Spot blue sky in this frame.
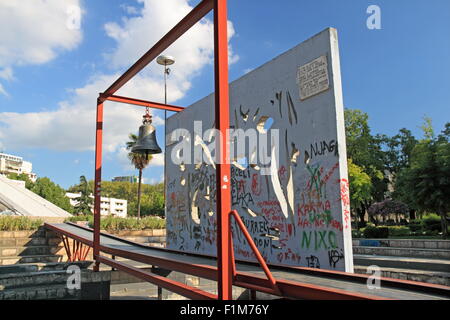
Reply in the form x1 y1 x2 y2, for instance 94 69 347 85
0 0 449 189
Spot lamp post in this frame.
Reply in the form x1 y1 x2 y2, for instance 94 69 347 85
157 55 175 106
157 55 175 208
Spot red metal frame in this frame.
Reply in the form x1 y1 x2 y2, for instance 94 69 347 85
45 223 393 300
229 210 281 296
60 235 91 262
97 255 217 300
105 95 185 113
92 0 234 299
46 222 450 300
213 0 232 300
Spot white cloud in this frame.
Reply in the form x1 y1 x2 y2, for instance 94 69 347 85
120 4 140 15
0 0 83 87
0 67 14 81
0 83 8 97
0 0 238 157
148 153 164 167
117 146 165 172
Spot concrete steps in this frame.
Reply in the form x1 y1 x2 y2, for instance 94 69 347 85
0 245 64 257
0 227 64 266
354 265 450 287
352 238 450 259
352 238 450 285
354 254 450 273
353 246 450 259
0 261 91 274
0 262 110 300
0 270 74 290
0 254 63 265
0 262 83 300
353 239 450 250
0 283 80 300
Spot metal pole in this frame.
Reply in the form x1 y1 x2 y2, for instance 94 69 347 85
214 0 232 300
93 98 104 272
164 64 167 209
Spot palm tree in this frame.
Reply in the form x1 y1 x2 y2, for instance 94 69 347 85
126 133 152 219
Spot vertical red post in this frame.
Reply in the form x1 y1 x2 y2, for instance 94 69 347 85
93 98 104 272
214 0 232 300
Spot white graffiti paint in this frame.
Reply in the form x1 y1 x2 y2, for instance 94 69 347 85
165 28 353 272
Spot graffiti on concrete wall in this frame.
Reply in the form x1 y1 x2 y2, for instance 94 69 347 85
165 28 353 272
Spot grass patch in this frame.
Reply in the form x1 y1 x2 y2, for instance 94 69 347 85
0 216 43 231
65 215 165 231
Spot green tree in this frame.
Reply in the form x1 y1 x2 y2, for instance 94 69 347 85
344 109 386 221
126 133 152 219
6 173 34 189
378 128 417 175
348 159 373 226
394 120 450 237
30 177 73 213
71 176 93 216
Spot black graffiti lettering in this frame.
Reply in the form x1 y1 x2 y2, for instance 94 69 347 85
309 140 338 159
306 255 321 268
328 249 344 268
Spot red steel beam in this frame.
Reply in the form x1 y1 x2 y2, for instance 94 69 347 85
95 243 385 300
97 255 217 300
45 223 450 300
100 0 214 101
43 223 392 300
105 95 185 113
230 210 281 295
93 99 103 271
214 0 232 301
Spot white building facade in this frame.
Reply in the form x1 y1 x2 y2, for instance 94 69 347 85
66 192 127 218
0 153 37 182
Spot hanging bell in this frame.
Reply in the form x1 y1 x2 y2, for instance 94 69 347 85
131 112 162 160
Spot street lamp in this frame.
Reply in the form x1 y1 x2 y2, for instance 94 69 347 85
157 54 175 201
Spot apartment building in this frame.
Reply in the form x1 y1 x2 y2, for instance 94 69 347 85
0 153 37 182
66 192 127 217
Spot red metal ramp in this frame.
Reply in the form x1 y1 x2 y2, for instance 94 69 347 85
45 222 450 300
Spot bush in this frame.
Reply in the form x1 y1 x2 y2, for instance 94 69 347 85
352 229 363 238
408 219 423 232
385 219 397 226
0 216 43 231
388 226 410 237
362 224 389 238
422 214 441 232
65 215 92 223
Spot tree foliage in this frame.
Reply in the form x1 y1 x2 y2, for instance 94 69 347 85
30 177 73 213
393 120 450 236
344 110 449 236
347 159 372 211
71 175 93 216
368 199 409 217
7 173 34 189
